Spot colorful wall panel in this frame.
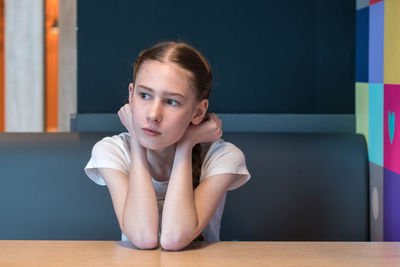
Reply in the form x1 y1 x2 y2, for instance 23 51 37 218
355 7 369 82
384 1 400 85
356 82 369 147
369 83 383 166
356 0 400 241
369 1 384 83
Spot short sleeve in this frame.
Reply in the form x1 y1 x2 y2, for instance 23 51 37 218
200 139 251 191
84 135 130 186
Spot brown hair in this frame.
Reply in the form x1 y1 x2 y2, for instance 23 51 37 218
133 41 213 190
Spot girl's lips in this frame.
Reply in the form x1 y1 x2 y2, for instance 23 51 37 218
142 128 161 136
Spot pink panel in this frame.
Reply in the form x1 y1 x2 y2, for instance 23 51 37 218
370 0 384 5
384 84 400 174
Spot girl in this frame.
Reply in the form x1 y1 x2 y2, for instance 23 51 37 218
84 41 251 251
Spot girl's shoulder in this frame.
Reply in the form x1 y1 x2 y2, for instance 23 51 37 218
199 138 251 190
94 132 131 150
91 132 131 162
85 132 131 186
200 138 245 166
201 138 244 157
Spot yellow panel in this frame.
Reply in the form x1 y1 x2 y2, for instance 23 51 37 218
356 82 369 148
384 0 400 84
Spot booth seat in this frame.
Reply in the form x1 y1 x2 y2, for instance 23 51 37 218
0 131 369 241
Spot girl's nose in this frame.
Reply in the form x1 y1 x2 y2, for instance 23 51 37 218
148 101 162 123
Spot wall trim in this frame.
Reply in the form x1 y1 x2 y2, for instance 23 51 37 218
71 113 355 133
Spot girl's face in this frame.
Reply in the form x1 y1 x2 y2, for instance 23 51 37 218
129 60 208 150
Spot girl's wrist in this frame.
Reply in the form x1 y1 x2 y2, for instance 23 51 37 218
177 139 195 153
130 135 146 155
129 142 150 172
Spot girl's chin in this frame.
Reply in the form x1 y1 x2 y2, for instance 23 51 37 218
138 138 176 151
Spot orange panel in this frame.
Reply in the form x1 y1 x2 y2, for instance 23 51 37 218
0 0 4 132
45 0 58 132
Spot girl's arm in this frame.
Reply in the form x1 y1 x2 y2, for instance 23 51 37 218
99 158 158 249
122 140 159 249
99 104 159 249
160 143 242 251
160 114 239 251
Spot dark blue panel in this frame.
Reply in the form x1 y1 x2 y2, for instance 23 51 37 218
315 0 356 113
355 7 369 82
77 0 355 114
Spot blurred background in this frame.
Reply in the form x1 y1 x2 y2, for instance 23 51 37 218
0 0 356 133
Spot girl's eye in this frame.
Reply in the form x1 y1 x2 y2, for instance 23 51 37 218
167 99 179 106
139 93 150 99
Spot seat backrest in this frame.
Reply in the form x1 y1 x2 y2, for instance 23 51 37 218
0 132 369 241
220 132 369 241
0 132 120 240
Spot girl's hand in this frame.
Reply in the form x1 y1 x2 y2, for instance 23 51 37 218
178 113 223 149
118 104 145 154
118 104 135 135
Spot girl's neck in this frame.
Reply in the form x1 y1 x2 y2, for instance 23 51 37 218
146 143 177 181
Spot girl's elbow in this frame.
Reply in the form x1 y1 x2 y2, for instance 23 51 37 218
122 220 158 249
123 227 159 249
160 233 190 251
135 238 159 250
128 232 159 249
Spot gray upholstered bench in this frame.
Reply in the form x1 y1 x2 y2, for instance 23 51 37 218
0 131 369 241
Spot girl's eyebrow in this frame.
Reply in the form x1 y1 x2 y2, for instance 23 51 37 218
138 85 185 99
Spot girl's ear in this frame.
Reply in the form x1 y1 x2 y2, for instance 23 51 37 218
128 83 134 104
191 99 209 125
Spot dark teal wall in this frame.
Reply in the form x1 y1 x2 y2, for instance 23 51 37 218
77 0 355 114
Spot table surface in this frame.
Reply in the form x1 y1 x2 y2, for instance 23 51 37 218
1 241 400 266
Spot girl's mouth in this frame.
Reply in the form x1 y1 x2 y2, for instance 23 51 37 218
142 128 161 136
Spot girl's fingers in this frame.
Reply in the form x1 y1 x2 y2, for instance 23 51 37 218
118 104 134 133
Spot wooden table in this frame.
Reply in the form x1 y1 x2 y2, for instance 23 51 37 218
1 241 400 266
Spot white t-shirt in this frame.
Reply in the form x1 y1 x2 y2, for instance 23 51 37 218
84 132 251 242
